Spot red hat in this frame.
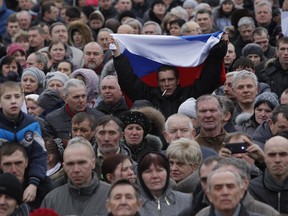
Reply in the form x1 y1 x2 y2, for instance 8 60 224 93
6 43 26 56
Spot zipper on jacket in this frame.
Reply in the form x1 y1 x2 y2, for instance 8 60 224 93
278 192 280 212
157 199 162 216
164 196 171 206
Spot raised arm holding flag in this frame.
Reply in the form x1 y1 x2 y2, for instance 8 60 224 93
110 33 228 118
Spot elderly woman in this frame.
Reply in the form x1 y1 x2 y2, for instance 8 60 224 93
25 94 44 117
101 154 136 184
46 71 69 97
137 152 192 216
21 67 45 95
166 138 202 193
120 111 162 162
70 68 100 108
235 92 279 136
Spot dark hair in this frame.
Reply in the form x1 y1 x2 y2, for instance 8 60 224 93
137 152 170 200
96 115 124 132
108 179 140 199
102 154 133 183
29 25 46 35
276 36 288 49
49 22 66 35
48 40 67 52
0 142 27 160
6 13 18 26
65 6 81 19
223 131 252 144
195 8 212 18
44 138 63 165
58 60 73 71
72 112 97 130
156 65 179 81
41 2 56 19
0 55 22 79
271 105 288 124
169 19 186 28
232 56 255 71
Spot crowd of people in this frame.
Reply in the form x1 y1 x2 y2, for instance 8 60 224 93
0 0 288 216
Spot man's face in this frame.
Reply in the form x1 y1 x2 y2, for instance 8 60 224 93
233 78 258 106
18 13 31 30
26 54 42 70
224 43 236 67
281 92 288 105
18 0 33 10
223 75 235 100
199 161 218 192
238 25 253 42
101 78 122 105
265 136 288 181
50 25 68 43
169 158 194 182
0 194 18 216
95 121 123 155
7 22 20 37
255 5 272 26
143 24 157 35
0 88 24 120
116 0 132 13
195 13 212 33
106 184 141 216
196 98 223 132
157 70 179 96
253 33 269 52
63 145 95 188
47 6 59 22
0 150 28 183
28 29 45 49
207 171 244 214
64 85 87 113
99 0 112 10
247 54 261 65
72 119 96 142
276 42 288 66
57 62 72 76
83 44 104 70
97 31 110 52
164 116 194 144
269 113 288 135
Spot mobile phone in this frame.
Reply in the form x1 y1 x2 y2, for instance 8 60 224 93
224 143 248 154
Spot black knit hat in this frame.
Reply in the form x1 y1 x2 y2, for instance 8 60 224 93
0 173 23 204
242 43 265 62
37 89 63 111
120 111 151 137
151 0 165 9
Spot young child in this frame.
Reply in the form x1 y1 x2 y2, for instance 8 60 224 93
0 81 47 203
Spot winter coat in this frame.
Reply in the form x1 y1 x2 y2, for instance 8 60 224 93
125 134 162 162
249 169 288 213
96 97 129 119
43 105 105 140
114 40 227 119
139 188 192 216
235 113 258 137
170 171 199 194
252 121 272 150
41 172 110 216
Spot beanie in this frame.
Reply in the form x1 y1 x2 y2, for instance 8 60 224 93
46 71 69 86
37 89 63 110
21 67 45 85
0 173 23 205
242 43 265 61
254 92 279 110
120 111 151 137
178 97 197 119
6 43 26 56
220 0 233 5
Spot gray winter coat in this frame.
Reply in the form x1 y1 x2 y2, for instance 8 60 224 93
41 172 110 216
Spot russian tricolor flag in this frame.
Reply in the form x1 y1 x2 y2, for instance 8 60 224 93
112 32 225 87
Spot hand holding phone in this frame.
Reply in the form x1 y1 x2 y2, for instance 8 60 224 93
224 142 248 154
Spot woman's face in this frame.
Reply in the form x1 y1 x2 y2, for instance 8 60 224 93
26 100 44 116
169 23 181 36
89 19 103 30
169 158 194 182
255 103 272 124
21 75 39 93
142 163 167 197
124 124 144 146
47 80 64 92
1 61 18 77
57 62 72 76
72 31 83 47
13 51 26 67
50 43 66 62
112 159 136 183
222 2 233 13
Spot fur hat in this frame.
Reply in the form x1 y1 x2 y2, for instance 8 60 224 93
46 71 69 86
6 43 26 56
254 92 279 110
0 173 23 205
178 97 197 119
242 43 265 61
21 67 45 85
120 111 151 137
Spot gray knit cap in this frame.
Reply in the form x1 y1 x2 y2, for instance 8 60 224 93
178 97 197 119
46 71 69 86
254 92 279 110
242 43 265 61
21 67 45 85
